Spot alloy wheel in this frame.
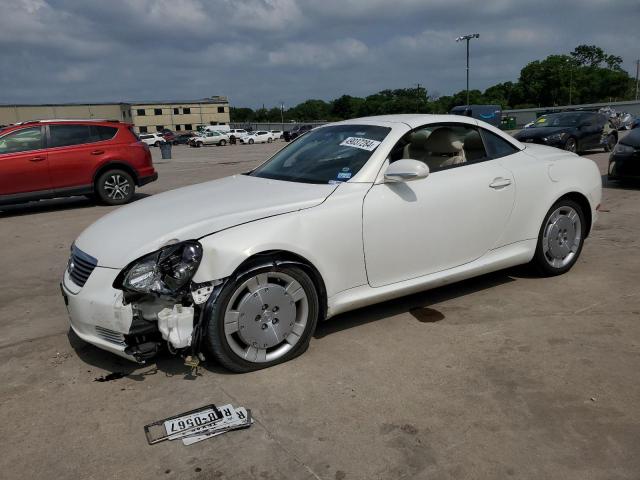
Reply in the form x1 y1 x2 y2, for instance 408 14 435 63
103 174 131 201
542 206 582 268
222 271 309 363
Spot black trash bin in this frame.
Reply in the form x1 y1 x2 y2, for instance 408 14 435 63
159 142 172 160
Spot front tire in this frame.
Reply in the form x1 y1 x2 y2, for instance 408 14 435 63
218 139 227 146
563 137 577 153
95 169 135 205
531 198 586 276
248 139 254 144
154 141 161 147
205 265 319 372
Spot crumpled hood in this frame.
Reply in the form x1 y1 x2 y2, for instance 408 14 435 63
75 174 337 268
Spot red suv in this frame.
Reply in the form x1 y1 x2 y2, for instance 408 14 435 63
0 120 157 206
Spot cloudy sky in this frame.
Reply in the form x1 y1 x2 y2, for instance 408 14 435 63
1 0 638 108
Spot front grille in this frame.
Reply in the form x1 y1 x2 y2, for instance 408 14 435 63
68 245 98 287
95 326 127 346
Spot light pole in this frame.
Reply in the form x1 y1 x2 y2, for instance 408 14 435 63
456 33 479 106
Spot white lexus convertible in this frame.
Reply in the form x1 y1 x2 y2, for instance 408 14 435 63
61 115 602 372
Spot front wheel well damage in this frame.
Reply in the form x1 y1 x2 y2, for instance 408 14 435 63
556 192 592 237
232 250 328 322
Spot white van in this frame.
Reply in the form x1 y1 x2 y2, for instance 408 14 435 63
203 124 230 133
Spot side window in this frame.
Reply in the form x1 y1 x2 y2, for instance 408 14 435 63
93 126 118 140
479 129 519 159
49 125 95 148
0 127 43 154
389 123 488 172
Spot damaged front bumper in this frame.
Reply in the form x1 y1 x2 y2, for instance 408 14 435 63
61 267 137 361
61 264 223 363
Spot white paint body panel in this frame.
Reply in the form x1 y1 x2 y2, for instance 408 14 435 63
65 114 602 356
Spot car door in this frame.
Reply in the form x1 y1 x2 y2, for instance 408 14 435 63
47 124 109 191
0 126 51 196
362 122 516 287
579 114 602 149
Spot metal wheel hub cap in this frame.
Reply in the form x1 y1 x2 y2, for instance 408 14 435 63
543 206 582 268
236 285 296 349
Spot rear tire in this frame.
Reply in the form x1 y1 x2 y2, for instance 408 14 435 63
95 169 135 206
531 198 586 276
205 265 319 373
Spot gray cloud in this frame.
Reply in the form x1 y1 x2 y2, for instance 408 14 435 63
0 0 638 108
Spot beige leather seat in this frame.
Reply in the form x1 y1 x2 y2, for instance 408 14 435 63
402 131 430 163
423 127 466 169
462 130 486 162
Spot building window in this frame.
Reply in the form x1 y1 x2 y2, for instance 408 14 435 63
217 106 225 113
156 125 164 132
136 109 146 116
176 125 182 131
139 126 148 133
183 107 191 114
184 124 192 131
154 108 162 115
173 108 179 115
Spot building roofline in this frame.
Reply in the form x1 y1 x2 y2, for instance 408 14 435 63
0 97 228 108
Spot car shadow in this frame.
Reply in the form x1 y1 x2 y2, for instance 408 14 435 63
314 268 524 339
601 174 640 191
0 193 151 218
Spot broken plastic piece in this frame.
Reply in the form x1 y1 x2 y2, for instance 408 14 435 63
157 304 194 349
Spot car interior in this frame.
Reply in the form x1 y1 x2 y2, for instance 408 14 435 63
389 125 489 171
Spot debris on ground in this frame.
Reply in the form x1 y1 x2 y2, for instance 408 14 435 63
144 403 253 446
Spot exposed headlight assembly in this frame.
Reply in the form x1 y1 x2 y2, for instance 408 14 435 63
614 143 634 154
116 241 203 295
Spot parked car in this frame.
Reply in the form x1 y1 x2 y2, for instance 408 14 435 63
139 133 166 147
239 131 274 144
608 127 640 182
160 129 176 143
0 119 157 206
172 133 194 145
270 130 284 139
514 112 616 153
228 129 249 143
61 114 601 372
188 130 230 147
283 124 312 142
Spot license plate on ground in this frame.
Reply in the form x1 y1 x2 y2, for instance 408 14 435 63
144 404 223 444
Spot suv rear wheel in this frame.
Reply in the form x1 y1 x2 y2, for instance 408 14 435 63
96 169 135 205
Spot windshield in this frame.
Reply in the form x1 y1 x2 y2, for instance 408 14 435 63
250 124 390 184
532 113 587 128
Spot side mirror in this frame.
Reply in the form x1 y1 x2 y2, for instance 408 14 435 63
384 159 429 183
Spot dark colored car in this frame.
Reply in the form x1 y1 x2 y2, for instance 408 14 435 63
514 112 616 153
283 124 312 142
160 129 176 143
608 128 640 182
0 120 157 207
172 132 194 145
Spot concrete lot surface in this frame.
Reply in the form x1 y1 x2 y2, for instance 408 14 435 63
1 141 639 480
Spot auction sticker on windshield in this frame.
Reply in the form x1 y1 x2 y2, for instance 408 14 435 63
339 136 382 151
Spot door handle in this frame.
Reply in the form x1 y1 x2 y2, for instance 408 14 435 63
91 150 105 155
489 177 512 189
29 156 46 162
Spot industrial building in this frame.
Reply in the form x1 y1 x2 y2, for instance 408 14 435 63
0 96 230 133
